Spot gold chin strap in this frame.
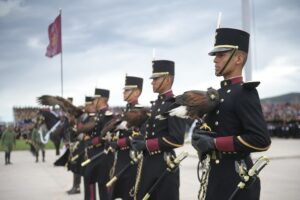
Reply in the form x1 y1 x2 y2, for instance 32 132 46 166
217 47 238 76
125 89 134 102
156 75 167 92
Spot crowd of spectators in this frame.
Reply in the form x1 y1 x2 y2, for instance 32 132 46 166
4 104 300 140
261 103 300 138
13 107 40 139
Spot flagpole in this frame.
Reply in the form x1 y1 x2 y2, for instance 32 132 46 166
60 8 64 97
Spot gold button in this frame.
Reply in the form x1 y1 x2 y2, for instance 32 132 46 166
224 82 227 86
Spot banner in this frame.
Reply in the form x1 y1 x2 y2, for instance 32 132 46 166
45 14 61 57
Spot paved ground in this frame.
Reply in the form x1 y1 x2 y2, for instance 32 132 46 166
0 138 299 200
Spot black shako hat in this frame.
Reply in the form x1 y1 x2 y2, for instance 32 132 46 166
150 60 175 79
85 96 94 104
209 28 250 56
124 75 143 90
94 88 110 98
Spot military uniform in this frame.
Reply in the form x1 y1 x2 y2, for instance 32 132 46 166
83 89 114 200
31 126 46 162
66 96 95 195
193 28 271 200
111 76 144 200
1 127 16 165
134 60 186 200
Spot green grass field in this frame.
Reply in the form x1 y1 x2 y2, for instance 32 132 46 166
0 139 58 151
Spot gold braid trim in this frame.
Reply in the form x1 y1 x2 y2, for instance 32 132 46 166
162 137 183 148
237 136 270 151
109 151 118 179
131 156 143 199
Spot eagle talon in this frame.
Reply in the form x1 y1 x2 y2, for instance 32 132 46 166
199 123 212 132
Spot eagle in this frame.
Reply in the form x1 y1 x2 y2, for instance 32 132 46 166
101 108 150 135
169 87 219 119
37 95 83 118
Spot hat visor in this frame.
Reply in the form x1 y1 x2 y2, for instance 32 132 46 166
150 74 162 79
150 73 169 79
123 86 138 90
208 47 233 56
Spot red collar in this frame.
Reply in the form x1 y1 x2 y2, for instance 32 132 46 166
221 76 243 87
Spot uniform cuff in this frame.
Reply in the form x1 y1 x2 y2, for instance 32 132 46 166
117 138 128 148
92 137 100 146
146 138 160 152
215 136 234 152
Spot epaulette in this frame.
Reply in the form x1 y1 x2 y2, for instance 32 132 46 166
105 110 113 116
242 81 260 90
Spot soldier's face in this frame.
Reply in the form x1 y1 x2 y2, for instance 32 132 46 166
123 89 133 101
151 75 170 93
214 50 245 78
213 51 236 77
123 89 140 102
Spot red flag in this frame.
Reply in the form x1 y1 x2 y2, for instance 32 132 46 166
46 14 61 58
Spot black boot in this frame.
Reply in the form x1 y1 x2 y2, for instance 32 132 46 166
42 150 45 162
5 152 8 165
7 152 12 164
67 187 80 194
67 173 81 194
35 151 39 163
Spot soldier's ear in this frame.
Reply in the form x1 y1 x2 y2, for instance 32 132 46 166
235 51 247 66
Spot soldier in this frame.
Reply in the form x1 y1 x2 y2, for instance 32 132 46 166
110 75 143 200
83 88 114 200
1 124 16 165
130 60 186 200
191 28 272 199
66 96 95 195
31 118 46 162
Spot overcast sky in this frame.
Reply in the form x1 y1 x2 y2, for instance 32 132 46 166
0 0 299 122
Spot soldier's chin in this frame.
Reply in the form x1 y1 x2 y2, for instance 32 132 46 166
152 87 157 93
215 70 222 77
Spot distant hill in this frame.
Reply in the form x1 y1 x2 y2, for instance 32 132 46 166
261 92 300 104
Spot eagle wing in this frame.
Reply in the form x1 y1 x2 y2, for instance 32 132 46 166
175 88 219 119
37 95 83 117
101 115 123 135
124 108 150 128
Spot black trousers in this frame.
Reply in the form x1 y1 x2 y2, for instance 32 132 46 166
205 156 260 200
136 152 180 200
5 151 11 163
111 150 137 200
83 148 113 200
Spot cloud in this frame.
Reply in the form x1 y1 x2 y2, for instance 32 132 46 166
254 56 300 98
0 0 23 17
0 0 299 122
